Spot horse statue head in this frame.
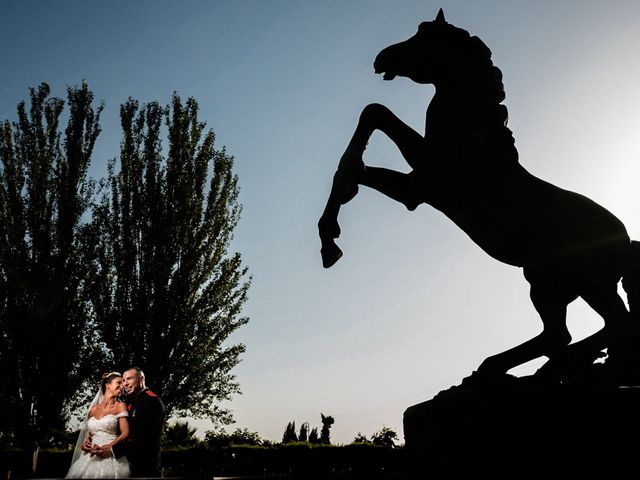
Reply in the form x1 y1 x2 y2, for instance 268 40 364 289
375 10 501 95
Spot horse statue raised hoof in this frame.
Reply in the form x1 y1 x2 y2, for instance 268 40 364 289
318 8 640 383
318 148 366 268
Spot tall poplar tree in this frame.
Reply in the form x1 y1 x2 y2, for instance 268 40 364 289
0 82 102 447
90 94 250 424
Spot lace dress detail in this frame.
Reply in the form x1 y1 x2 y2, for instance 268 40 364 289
66 412 130 479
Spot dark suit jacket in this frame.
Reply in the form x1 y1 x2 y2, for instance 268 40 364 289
113 388 165 476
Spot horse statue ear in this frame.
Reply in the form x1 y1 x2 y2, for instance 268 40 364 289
434 8 446 24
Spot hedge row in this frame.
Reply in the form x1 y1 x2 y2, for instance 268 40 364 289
1 443 407 478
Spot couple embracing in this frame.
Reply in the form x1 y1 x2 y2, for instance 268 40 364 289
66 367 166 478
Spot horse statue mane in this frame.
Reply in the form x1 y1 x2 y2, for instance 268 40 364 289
318 9 640 386
399 12 518 168
426 18 508 105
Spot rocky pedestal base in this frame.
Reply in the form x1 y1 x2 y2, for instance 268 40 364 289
404 384 640 478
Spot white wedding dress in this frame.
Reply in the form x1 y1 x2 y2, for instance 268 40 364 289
66 412 130 479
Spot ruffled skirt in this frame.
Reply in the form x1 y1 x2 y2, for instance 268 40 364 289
66 452 130 479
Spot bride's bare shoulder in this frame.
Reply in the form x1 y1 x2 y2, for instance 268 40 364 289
116 401 127 413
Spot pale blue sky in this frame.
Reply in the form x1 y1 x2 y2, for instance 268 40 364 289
3 1 640 444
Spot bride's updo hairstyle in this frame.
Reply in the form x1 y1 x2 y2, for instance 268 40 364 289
100 371 122 394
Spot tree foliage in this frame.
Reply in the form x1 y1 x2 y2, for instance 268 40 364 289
352 427 399 448
308 427 319 444
298 422 309 443
371 426 398 448
282 421 298 444
88 94 250 424
205 427 265 448
352 432 369 444
320 414 334 445
0 82 103 447
283 415 334 445
162 420 199 448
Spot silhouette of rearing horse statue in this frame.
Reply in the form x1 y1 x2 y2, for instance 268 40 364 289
318 10 640 383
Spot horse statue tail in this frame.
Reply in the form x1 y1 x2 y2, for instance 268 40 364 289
622 241 640 320
607 240 640 383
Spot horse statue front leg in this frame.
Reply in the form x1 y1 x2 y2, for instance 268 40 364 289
319 103 426 268
318 145 366 268
318 104 373 269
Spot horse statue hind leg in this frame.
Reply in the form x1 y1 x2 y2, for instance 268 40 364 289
476 251 639 385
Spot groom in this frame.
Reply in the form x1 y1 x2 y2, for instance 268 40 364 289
93 367 166 477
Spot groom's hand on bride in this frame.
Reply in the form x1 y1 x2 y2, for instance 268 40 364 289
81 435 93 453
92 445 113 458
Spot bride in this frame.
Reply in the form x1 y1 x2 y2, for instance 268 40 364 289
66 372 130 479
